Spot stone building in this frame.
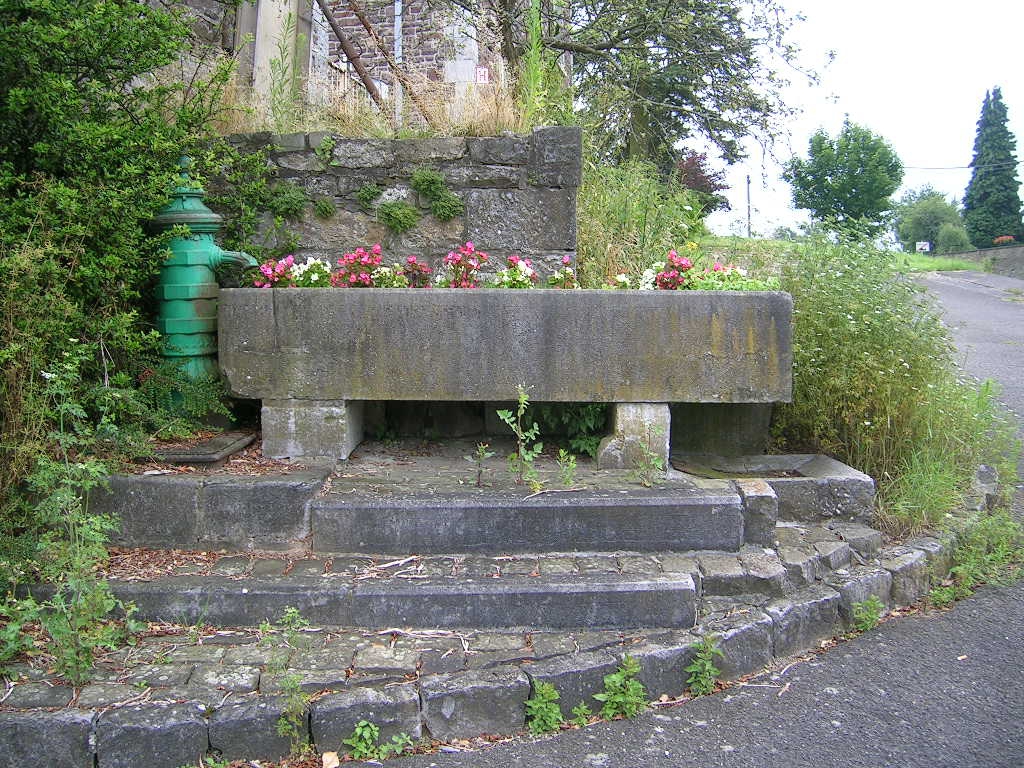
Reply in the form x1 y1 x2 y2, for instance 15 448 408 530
180 0 499 124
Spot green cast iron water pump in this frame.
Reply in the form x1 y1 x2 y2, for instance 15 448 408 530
152 158 257 380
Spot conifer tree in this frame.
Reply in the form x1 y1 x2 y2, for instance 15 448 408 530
963 87 1024 248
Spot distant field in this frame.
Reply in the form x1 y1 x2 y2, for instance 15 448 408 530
700 235 981 274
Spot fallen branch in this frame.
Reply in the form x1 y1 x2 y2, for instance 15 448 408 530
313 0 392 123
345 0 441 130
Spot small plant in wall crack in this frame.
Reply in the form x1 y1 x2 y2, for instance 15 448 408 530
497 385 544 491
525 681 565 734
377 200 420 233
464 442 496 487
850 594 885 633
570 702 594 727
557 448 577 486
685 635 724 696
630 421 666 487
593 655 647 719
275 672 312 756
341 720 414 760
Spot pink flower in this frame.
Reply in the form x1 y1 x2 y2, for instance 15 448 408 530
562 255 572 265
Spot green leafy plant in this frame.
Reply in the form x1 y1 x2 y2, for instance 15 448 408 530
497 385 544 490
410 167 464 221
685 635 724 696
851 595 885 633
315 135 337 166
377 200 420 233
771 235 1019 534
266 11 305 133
342 720 413 760
355 182 383 211
593 655 647 719
630 422 666 487
410 167 447 200
464 442 496 487
570 702 593 727
532 403 608 458
430 190 465 221
931 510 1023 607
525 681 565 734
517 0 573 130
557 449 577 487
266 181 307 220
275 672 312 756
314 198 335 219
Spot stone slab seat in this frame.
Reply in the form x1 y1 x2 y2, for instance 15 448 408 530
103 571 698 631
218 288 793 464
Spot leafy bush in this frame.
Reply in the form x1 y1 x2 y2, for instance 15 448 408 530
935 222 973 254
377 200 420 233
355 182 383 210
525 682 564 734
770 233 1018 533
410 167 448 200
576 160 705 287
0 0 232 679
431 190 465 221
592 655 647 719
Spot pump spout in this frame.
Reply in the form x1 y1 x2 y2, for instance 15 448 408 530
213 249 258 270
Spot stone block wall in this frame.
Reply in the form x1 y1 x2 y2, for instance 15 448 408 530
946 244 1024 280
226 126 581 273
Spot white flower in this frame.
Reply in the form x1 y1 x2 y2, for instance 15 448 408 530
639 268 657 291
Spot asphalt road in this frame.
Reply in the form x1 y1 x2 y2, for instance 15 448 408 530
406 269 1024 768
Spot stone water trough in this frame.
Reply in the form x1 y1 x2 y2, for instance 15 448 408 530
219 288 793 464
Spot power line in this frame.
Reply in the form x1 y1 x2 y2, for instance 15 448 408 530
904 159 1024 170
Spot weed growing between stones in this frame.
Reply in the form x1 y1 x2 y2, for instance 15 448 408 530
685 635 724 696
314 198 335 219
275 672 313 757
930 510 1023 607
526 681 565 734
377 200 421 234
497 386 544 491
593 655 647 719
355 182 383 211
630 422 666 487
341 720 414 760
557 449 578 487
464 442 496 487
570 703 594 727
851 595 886 633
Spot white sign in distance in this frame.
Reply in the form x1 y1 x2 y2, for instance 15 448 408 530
915 241 931 253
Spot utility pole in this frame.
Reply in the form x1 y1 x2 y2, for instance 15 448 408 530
746 174 752 238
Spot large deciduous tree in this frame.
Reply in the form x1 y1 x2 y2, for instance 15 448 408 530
963 87 1024 248
443 0 806 167
893 186 964 253
782 119 903 232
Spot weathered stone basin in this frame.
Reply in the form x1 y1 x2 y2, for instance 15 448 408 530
219 288 793 462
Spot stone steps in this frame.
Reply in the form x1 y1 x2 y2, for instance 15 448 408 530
94 518 887 631
309 486 747 554
104 566 698 630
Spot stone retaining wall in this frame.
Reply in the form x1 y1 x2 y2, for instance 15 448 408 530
224 127 581 274
939 244 1024 279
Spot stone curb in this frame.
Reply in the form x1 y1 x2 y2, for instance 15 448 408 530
0 534 959 768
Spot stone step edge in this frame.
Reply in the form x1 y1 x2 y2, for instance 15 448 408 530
92 470 781 554
0 532 957 767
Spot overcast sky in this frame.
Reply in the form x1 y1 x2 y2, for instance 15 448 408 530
705 0 1024 237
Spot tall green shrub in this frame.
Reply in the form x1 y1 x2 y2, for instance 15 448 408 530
0 0 230 652
576 160 705 287
771 233 1016 532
